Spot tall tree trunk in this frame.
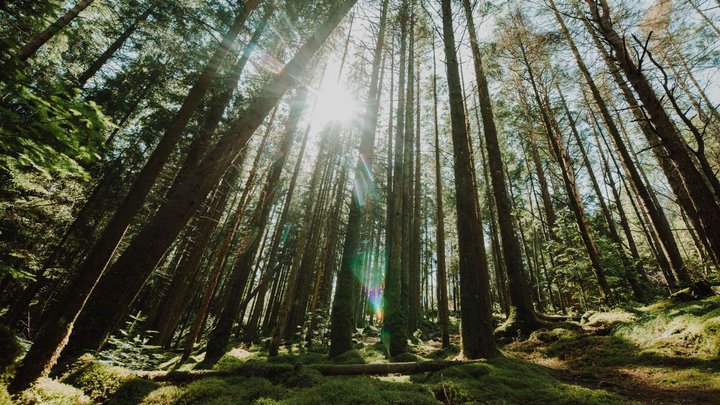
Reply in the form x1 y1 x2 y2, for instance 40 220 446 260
384 0 409 358
441 0 496 359
464 0 539 335
410 56 422 333
400 6 415 337
329 0 388 357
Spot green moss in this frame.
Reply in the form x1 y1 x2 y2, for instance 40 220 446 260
60 355 157 403
614 296 720 359
137 386 184 405
331 350 366 365
279 376 437 405
281 366 323 388
178 376 285 404
582 308 637 330
546 334 636 367
426 344 460 360
390 352 423 363
0 385 10 405
425 357 622 404
17 377 92 405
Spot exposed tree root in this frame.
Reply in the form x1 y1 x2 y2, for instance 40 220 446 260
536 313 582 323
494 313 581 343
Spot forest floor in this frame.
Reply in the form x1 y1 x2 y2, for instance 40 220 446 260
4 296 719 404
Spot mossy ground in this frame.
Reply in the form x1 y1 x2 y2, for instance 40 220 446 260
12 297 719 404
507 296 720 404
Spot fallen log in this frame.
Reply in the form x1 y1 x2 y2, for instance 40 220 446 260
136 360 481 382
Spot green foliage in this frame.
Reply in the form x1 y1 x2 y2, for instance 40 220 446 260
0 324 22 376
98 312 170 370
16 378 92 405
0 74 108 179
0 69 109 282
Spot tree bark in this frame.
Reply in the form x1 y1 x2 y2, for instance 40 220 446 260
384 0 409 358
431 36 450 348
465 0 539 335
329 0 389 357
441 0 496 359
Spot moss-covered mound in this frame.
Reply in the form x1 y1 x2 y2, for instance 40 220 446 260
614 296 720 359
507 296 720 404
59 354 158 404
0 385 12 405
16 378 92 405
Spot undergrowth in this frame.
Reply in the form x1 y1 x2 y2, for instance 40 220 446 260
13 297 719 404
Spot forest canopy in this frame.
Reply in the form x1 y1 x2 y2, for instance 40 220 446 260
0 0 719 403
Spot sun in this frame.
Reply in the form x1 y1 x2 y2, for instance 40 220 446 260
308 80 360 128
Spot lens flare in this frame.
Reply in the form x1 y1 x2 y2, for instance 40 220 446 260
350 248 385 320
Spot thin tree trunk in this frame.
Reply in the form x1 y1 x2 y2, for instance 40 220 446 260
16 0 95 61
580 10 718 271
431 37 449 348
329 0 388 357
555 82 644 300
77 3 156 87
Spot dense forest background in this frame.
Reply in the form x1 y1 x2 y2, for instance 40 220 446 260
0 0 719 403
